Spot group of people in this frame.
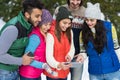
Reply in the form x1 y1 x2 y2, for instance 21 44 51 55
0 0 120 80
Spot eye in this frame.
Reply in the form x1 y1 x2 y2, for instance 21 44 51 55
35 15 40 18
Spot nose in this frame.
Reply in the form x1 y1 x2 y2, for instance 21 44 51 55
66 24 70 29
73 1 78 5
47 25 51 30
87 21 92 26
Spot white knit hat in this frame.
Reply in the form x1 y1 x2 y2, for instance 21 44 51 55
85 2 101 20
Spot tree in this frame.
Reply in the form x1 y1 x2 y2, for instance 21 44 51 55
0 0 22 21
0 0 65 21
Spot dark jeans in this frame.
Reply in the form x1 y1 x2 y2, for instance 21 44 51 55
46 76 67 80
20 75 41 80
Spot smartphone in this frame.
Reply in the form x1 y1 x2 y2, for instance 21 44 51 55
64 62 70 65
27 52 34 57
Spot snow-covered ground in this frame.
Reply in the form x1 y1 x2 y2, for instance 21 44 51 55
41 58 89 80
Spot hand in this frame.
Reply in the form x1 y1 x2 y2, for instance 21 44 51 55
22 54 34 65
75 54 84 63
65 55 71 62
58 62 71 70
43 63 58 77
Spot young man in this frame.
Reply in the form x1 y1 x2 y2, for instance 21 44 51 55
0 0 44 80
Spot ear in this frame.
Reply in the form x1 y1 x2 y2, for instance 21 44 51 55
87 2 93 7
24 12 30 19
95 3 100 8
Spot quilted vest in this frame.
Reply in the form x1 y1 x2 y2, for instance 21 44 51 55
19 27 46 78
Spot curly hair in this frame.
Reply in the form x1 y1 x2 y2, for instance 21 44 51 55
22 0 44 14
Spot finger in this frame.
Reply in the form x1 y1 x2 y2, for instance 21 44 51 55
30 57 34 59
65 56 70 62
74 54 79 58
76 58 82 62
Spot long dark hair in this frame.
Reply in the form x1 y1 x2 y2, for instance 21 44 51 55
67 0 83 6
82 20 107 53
55 20 71 43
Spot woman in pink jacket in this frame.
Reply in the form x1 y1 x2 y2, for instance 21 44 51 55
19 9 56 80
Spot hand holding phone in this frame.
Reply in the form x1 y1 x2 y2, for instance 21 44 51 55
27 52 34 57
64 62 82 68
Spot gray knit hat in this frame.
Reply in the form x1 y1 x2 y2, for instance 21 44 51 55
56 6 73 22
39 9 53 26
85 2 101 20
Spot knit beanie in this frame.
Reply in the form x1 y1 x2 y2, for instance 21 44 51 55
56 6 73 22
85 2 101 20
39 9 53 26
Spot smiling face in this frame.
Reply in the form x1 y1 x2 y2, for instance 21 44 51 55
85 18 97 28
59 18 72 31
40 22 51 34
25 8 42 27
69 0 81 10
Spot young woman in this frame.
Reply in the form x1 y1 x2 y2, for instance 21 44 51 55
79 2 120 80
44 7 75 80
19 9 55 80
54 0 86 79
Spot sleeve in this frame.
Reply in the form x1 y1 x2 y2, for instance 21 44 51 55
30 60 44 69
0 25 23 65
79 31 87 59
79 31 86 53
46 33 60 69
111 25 120 61
25 34 44 68
67 30 75 60
111 25 120 49
25 34 40 53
